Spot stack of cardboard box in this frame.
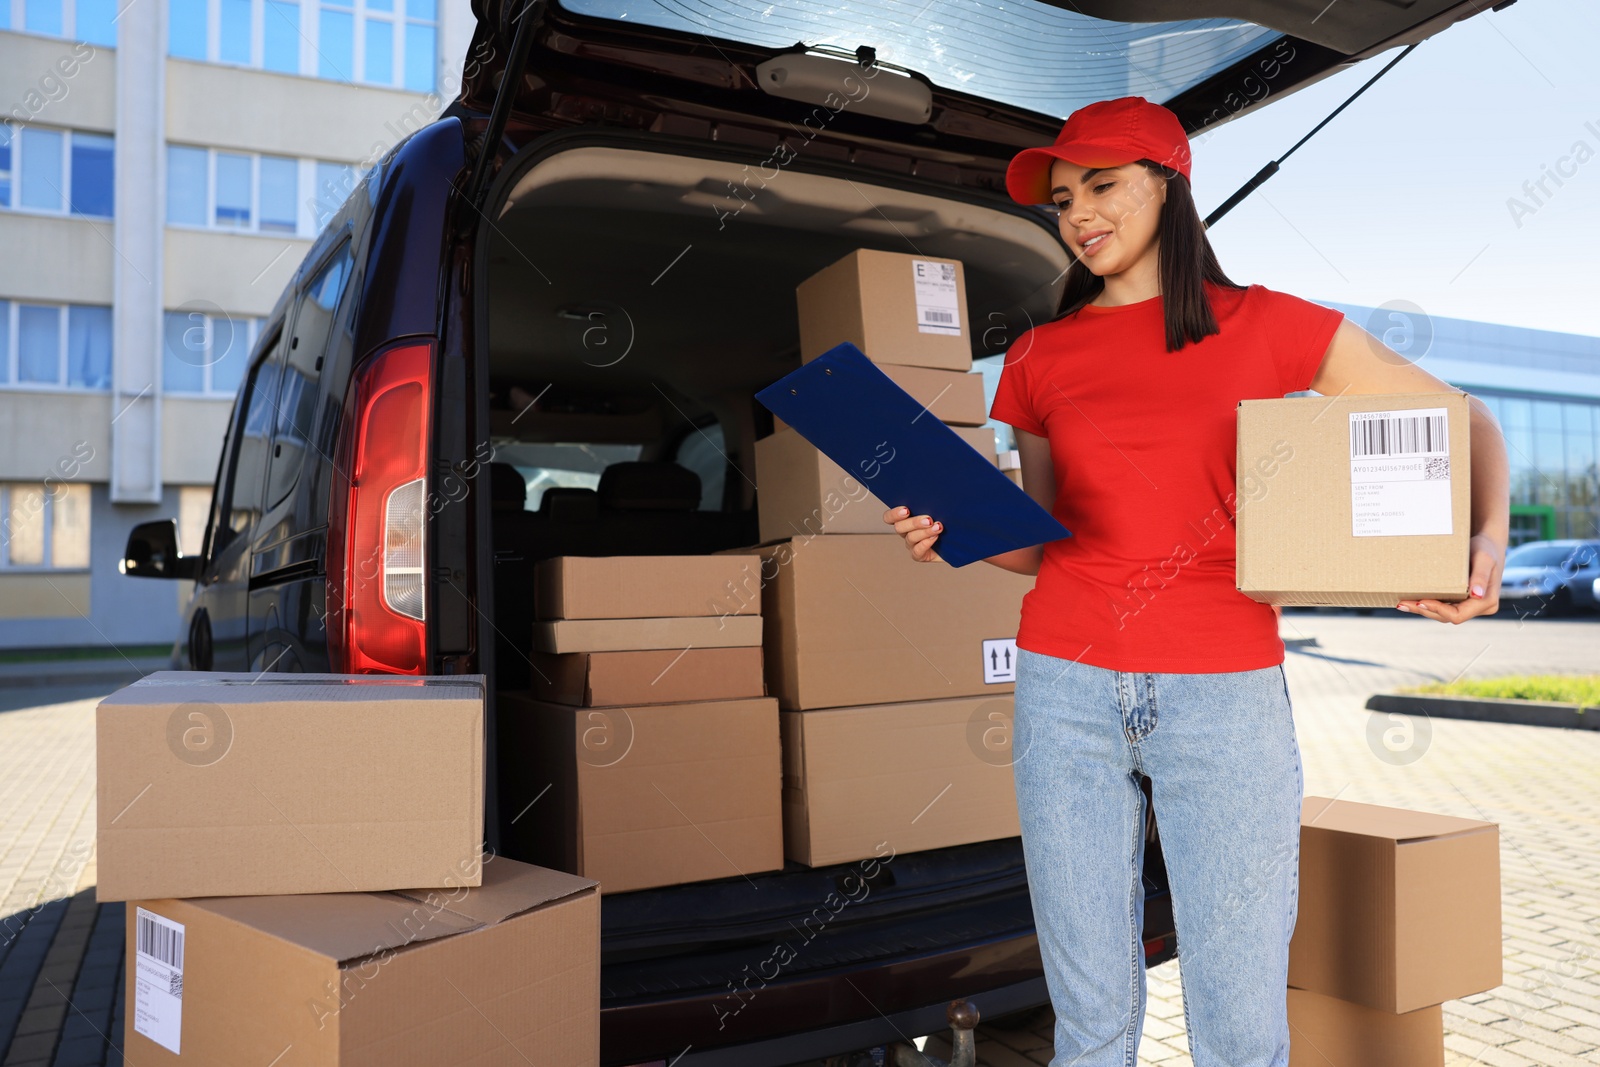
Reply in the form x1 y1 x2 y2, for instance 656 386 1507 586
736 249 1037 869
1288 796 1503 1066
499 554 785 894
95 672 599 1065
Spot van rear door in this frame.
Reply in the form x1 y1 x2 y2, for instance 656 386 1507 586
454 0 1498 192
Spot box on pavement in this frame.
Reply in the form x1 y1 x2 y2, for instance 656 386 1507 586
96 672 484 902
122 856 597 1066
775 364 988 431
781 696 1020 866
497 692 783 893
1291 796 1501 1013
755 425 995 541
796 249 972 370
753 534 1032 710
535 554 755 619
529 646 766 706
1286 987 1442 1067
1236 393 1472 606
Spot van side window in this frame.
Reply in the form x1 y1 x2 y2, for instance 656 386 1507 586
211 330 286 554
266 244 354 509
674 421 727 510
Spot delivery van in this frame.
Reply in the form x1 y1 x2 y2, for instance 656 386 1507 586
121 0 1497 1060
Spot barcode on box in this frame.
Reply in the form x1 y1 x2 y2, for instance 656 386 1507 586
137 912 184 970
1349 412 1447 457
922 309 954 323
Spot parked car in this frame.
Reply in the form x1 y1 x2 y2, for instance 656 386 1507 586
1498 540 1600 616
122 0 1499 1060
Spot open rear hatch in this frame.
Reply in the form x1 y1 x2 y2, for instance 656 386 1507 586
451 1 1500 1061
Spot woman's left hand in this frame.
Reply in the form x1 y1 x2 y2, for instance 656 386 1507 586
1396 534 1504 623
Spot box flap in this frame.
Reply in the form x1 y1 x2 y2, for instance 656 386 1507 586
189 857 595 965
1303 796 1495 842
391 855 596 925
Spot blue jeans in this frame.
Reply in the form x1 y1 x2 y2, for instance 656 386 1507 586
1011 647 1304 1067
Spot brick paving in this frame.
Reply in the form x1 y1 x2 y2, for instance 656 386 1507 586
927 613 1600 1067
0 614 1596 1065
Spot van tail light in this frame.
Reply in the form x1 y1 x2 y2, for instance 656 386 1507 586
326 341 432 674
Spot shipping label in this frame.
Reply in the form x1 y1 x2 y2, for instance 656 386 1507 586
1348 408 1452 537
911 260 962 336
134 908 185 1054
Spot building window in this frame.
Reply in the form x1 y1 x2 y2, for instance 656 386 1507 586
166 0 436 91
0 124 114 218
0 482 90 570
0 299 112 390
162 310 263 395
0 0 116 45
1478 390 1600 540
166 144 363 237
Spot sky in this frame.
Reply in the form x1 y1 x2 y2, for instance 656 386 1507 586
1186 0 1600 338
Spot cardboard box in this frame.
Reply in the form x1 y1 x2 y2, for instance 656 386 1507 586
1287 987 1443 1067
533 613 762 654
796 249 972 370
498 692 783 893
1236 393 1472 606
756 534 1033 710
96 673 484 902
529 646 766 706
997 449 1023 489
776 364 987 431
122 857 597 1065
1291 796 1501 1013
755 425 995 542
781 696 1020 866
535 554 756 619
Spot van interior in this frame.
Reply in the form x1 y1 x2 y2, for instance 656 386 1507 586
479 144 1071 690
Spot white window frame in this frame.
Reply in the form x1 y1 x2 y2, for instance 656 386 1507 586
2 0 101 42
0 300 113 393
162 312 265 396
0 122 114 219
174 0 436 90
0 482 91 571
168 146 366 238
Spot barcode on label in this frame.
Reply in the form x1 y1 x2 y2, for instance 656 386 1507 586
922 309 954 323
137 913 184 970
168 972 184 998
1349 413 1447 457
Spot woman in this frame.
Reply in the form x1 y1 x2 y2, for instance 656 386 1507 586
884 95 1509 1067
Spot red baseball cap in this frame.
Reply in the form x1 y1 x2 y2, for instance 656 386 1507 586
1005 96 1193 205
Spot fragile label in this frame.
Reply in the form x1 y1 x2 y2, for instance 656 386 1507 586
134 908 185 1054
1348 408 1452 537
982 638 1016 683
911 259 962 336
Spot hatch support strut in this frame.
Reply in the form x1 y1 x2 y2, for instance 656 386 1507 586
1203 41 1419 228
460 0 543 214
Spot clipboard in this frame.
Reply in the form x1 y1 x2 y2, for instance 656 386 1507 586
754 342 1071 567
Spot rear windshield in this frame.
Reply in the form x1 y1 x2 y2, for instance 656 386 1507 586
561 0 1279 118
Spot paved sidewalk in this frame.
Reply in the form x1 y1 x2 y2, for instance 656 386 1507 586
1 616 1597 1065
930 613 1600 1067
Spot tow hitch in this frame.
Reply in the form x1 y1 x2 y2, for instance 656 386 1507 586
889 999 980 1067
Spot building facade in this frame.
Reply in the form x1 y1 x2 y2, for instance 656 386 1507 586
1323 301 1600 546
0 0 475 652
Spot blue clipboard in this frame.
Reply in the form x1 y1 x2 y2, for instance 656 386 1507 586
754 342 1071 567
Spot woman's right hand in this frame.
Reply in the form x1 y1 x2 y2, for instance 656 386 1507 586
884 505 943 563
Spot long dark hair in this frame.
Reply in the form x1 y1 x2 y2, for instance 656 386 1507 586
1053 159 1245 352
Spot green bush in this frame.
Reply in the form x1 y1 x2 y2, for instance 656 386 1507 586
1405 674 1600 706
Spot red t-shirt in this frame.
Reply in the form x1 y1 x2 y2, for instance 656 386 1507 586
988 281 1345 673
